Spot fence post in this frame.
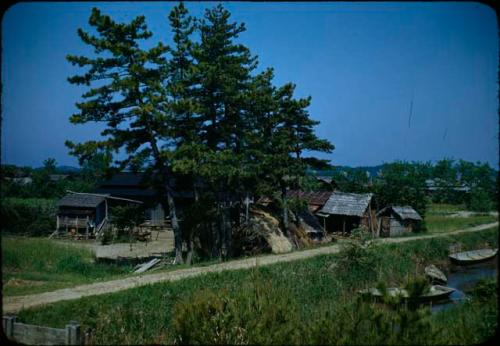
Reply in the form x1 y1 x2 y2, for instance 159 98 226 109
84 328 93 345
3 315 16 338
66 321 81 345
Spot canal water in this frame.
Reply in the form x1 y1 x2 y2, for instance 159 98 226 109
430 259 498 313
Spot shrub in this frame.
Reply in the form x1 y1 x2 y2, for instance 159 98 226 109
1 198 56 236
467 188 493 212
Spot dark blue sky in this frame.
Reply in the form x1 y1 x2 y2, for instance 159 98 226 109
2 2 498 168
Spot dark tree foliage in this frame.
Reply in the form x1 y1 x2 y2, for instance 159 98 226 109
373 161 428 220
64 7 191 263
65 3 333 262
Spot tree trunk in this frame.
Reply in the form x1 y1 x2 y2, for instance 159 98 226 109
245 193 250 224
281 183 289 232
185 184 199 265
166 191 183 264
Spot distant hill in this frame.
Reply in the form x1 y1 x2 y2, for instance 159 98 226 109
56 165 81 173
309 164 385 177
32 165 81 173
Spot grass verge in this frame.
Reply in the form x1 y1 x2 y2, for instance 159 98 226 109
16 227 498 345
2 236 132 296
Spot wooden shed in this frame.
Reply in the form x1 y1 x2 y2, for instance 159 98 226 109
55 192 144 239
56 193 108 239
376 206 422 237
315 192 376 235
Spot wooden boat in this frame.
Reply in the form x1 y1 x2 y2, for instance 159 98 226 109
449 248 498 265
425 264 447 284
359 285 455 303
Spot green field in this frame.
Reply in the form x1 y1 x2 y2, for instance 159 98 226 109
425 203 497 234
16 227 498 345
2 237 132 296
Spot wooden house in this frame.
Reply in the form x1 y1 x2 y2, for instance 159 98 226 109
94 172 200 227
56 193 108 239
315 192 377 235
376 206 422 237
55 192 143 239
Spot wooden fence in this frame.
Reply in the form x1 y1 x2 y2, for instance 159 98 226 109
2 315 91 345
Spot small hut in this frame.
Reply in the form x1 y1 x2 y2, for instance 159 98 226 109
376 206 422 237
56 193 108 239
315 192 376 235
55 192 143 239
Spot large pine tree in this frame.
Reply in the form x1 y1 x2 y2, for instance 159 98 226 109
65 8 187 263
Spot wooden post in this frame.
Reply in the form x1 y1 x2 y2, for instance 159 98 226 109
105 199 108 220
323 216 326 232
65 321 81 345
56 215 60 233
85 216 89 240
342 219 346 236
3 315 16 338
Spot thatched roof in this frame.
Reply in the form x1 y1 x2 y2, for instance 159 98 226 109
378 206 422 221
58 193 107 208
318 192 373 217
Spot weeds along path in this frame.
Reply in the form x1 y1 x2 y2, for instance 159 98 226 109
3 222 498 313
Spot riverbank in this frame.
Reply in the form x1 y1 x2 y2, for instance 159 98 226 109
14 226 498 345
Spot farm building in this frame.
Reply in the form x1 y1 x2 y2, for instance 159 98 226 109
54 192 143 239
94 172 194 227
376 206 422 237
315 192 376 235
287 190 333 213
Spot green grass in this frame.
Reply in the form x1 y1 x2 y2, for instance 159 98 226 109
2 236 132 296
3 197 57 209
425 202 497 234
430 278 497 345
427 203 467 214
16 227 498 345
426 214 497 234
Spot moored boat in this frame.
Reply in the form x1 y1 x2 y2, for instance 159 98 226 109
359 285 455 303
449 248 498 265
425 264 447 284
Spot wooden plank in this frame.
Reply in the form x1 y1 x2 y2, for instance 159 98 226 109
12 322 67 345
134 258 161 274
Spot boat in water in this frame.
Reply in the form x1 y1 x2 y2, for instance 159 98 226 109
449 248 498 265
359 285 455 303
425 264 447 284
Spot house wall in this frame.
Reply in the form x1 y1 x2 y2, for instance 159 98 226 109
389 217 408 237
323 215 361 234
146 203 165 226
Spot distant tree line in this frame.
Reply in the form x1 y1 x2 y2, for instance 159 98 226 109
322 159 497 217
64 2 333 263
1 155 110 199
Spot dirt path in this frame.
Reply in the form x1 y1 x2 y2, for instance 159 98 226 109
3 222 497 314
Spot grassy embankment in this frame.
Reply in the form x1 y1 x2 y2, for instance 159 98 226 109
1 237 132 296
16 227 498 345
3 202 497 297
425 203 497 234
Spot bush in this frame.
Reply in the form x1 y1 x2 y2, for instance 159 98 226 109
467 188 493 212
1 198 56 236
